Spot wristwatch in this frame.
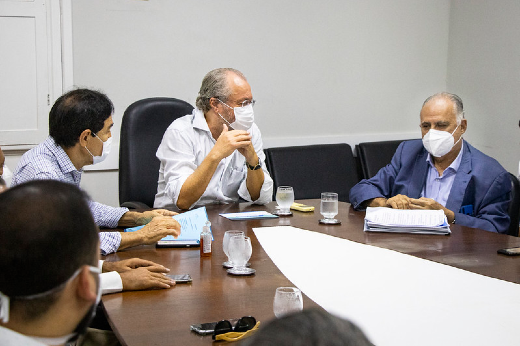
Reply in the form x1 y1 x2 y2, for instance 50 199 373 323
246 160 261 171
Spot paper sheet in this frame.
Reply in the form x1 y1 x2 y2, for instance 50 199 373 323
253 226 520 346
219 211 278 220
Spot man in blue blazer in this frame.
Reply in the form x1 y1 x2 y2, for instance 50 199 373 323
349 93 511 234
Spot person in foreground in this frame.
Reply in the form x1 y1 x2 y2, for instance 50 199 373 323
239 309 373 346
11 88 181 255
0 180 108 345
349 92 511 234
154 67 273 210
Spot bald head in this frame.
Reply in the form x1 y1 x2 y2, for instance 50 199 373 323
422 92 464 125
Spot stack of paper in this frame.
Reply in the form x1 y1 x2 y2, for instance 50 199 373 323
364 207 451 235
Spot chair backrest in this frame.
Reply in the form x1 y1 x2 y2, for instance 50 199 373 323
119 97 194 208
265 144 360 203
356 140 411 179
507 173 520 236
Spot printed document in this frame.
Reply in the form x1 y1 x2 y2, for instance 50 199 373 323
364 207 450 235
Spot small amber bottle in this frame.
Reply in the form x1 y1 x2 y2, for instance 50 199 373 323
200 221 212 257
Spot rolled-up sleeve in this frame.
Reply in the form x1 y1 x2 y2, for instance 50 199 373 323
156 127 201 208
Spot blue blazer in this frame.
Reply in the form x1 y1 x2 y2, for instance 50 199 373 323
349 140 511 234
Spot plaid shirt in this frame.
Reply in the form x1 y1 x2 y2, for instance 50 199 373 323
12 136 127 255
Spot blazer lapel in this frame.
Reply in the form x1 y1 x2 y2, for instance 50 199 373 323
446 143 472 212
408 149 428 198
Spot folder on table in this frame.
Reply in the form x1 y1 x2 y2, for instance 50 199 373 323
125 206 213 247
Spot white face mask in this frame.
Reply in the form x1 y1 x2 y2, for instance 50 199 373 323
85 133 112 165
217 99 255 131
422 124 462 158
1 164 12 187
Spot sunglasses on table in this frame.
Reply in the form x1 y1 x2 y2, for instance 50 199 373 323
212 316 260 341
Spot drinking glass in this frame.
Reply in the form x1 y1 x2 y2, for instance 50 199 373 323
273 287 303 318
319 192 340 224
223 230 244 268
276 186 294 215
227 235 255 275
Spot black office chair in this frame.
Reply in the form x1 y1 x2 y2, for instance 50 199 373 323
265 144 360 203
356 139 413 179
507 173 520 237
119 97 194 208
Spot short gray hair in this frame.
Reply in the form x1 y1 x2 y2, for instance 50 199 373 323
195 68 247 112
423 92 465 124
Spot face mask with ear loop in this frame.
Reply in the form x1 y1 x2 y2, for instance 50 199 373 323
216 99 255 131
84 133 112 165
0 266 102 345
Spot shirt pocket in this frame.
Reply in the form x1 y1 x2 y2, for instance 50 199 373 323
221 165 245 198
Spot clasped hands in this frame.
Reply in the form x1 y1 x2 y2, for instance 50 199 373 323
370 195 455 223
213 124 257 166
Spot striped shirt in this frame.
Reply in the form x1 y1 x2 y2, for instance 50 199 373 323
12 136 127 255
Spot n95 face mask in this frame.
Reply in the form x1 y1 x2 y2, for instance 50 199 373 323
422 124 461 158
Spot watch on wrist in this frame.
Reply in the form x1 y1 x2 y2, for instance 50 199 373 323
246 160 261 170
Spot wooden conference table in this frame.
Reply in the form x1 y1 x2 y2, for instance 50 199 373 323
102 200 520 346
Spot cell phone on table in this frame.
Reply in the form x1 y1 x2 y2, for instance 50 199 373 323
166 274 192 283
190 318 239 335
497 247 520 256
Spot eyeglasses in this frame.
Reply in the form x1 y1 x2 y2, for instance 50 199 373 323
212 316 259 341
217 98 256 108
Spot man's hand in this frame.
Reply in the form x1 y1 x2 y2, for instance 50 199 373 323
366 195 412 209
212 124 252 161
136 216 181 244
120 267 175 291
102 258 170 274
409 197 455 223
134 209 178 226
386 194 412 209
118 209 178 227
118 216 181 250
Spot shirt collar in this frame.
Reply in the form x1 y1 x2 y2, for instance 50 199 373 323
192 108 211 133
426 140 464 173
44 136 80 174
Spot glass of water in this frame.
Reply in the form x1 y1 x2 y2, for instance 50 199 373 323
319 192 340 224
223 230 244 268
275 186 294 215
227 235 255 275
273 287 303 318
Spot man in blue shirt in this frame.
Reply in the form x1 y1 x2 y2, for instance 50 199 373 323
349 92 511 233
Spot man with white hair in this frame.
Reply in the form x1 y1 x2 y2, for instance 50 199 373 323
349 92 511 233
154 68 273 210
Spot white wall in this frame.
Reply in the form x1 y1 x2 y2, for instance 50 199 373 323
447 0 520 174
66 0 450 206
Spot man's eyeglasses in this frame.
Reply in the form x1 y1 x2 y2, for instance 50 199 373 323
217 98 256 108
212 316 259 341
